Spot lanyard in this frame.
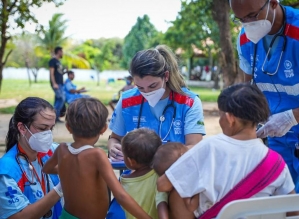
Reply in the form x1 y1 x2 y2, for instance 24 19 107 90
17 144 46 195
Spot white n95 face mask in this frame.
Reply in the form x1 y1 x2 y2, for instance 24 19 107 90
140 80 165 107
25 125 53 153
243 3 276 44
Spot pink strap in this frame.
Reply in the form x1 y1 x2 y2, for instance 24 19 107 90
199 149 285 219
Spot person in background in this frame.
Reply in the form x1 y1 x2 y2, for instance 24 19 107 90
49 46 66 123
64 71 89 104
108 76 135 111
231 0 299 192
0 97 63 219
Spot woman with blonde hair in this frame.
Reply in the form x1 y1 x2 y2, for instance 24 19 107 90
108 45 205 161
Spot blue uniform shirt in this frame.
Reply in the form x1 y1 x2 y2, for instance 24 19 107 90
109 92 206 139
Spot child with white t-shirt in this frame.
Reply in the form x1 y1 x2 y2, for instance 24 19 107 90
155 83 297 219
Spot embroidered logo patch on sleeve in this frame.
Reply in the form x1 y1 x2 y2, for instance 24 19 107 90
197 121 204 126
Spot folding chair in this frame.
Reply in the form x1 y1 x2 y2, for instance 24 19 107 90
216 194 299 219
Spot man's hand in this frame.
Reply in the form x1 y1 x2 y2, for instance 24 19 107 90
257 110 298 138
53 83 59 89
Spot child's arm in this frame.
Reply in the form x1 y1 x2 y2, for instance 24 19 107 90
183 194 199 213
157 202 168 219
157 174 173 192
42 146 59 174
287 190 299 216
96 149 152 219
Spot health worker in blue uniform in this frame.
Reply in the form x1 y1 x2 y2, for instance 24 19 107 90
231 0 299 191
0 97 63 219
108 45 206 162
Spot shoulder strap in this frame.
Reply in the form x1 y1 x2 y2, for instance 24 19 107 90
199 149 285 219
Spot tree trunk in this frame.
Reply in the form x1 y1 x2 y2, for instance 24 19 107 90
211 0 237 87
97 72 100 86
0 65 3 92
25 60 32 86
31 68 39 83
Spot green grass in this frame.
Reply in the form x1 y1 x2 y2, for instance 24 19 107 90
0 79 220 114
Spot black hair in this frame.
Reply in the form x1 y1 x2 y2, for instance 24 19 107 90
152 142 187 176
67 71 74 76
217 83 270 126
121 128 162 166
66 97 108 138
54 46 62 55
5 97 54 152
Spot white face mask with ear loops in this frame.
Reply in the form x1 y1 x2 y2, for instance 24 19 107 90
140 79 166 107
242 2 276 44
24 125 53 153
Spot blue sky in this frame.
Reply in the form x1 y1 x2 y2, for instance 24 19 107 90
25 0 182 40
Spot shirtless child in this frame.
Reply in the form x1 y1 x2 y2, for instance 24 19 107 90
43 98 151 219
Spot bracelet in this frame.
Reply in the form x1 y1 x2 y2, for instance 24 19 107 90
53 185 63 198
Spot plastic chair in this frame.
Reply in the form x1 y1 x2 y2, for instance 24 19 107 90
216 194 299 219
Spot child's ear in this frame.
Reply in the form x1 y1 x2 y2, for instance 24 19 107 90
99 124 108 135
65 122 73 134
127 157 137 167
225 112 236 127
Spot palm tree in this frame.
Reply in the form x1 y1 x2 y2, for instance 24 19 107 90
39 13 90 69
39 13 68 55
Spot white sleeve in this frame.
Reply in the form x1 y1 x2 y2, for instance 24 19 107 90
237 33 252 75
165 146 205 198
274 165 295 195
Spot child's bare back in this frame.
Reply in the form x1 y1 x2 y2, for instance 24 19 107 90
57 143 109 219
43 98 151 219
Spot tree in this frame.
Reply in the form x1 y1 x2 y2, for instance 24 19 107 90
122 15 159 69
165 0 240 87
0 0 64 91
39 13 90 70
39 13 68 55
7 33 49 83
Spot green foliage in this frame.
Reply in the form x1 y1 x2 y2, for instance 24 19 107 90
165 0 218 57
122 15 159 69
0 0 65 91
71 38 124 72
6 33 47 68
94 38 124 71
282 0 299 7
72 41 101 67
0 0 64 32
38 13 68 54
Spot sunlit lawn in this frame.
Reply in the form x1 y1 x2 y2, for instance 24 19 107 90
0 79 220 114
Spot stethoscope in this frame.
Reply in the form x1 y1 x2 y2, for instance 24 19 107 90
137 91 176 142
15 148 50 193
16 148 52 218
252 5 287 79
